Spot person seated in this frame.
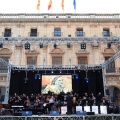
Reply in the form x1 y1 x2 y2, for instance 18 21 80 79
34 99 40 109
78 99 83 106
84 100 90 106
24 99 30 108
92 99 98 106
101 99 107 106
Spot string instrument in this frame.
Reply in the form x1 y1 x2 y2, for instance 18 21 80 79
72 97 76 104
26 100 30 107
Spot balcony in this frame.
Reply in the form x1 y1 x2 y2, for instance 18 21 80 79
28 32 39 37
105 67 120 75
75 31 85 37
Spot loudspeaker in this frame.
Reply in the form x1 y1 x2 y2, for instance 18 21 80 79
14 112 22 116
87 112 95 115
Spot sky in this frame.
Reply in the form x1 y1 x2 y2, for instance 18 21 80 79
0 0 120 14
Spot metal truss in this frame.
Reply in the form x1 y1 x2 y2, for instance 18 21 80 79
102 50 120 68
0 36 120 44
0 58 11 68
11 64 102 71
0 115 120 120
0 51 120 71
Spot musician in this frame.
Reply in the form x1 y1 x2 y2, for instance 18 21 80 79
78 99 83 106
66 93 73 114
84 100 90 106
48 96 55 111
8 96 14 105
101 99 107 106
92 99 98 106
34 99 40 108
96 92 103 104
24 99 30 108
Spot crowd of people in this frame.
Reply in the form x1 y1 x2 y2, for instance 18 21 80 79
8 91 110 114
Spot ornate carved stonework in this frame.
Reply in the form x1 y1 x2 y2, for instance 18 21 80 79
106 76 120 88
50 48 64 54
15 44 23 49
0 48 12 55
75 50 89 55
25 48 39 55
103 48 115 56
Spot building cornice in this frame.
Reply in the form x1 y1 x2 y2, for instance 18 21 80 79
0 13 120 22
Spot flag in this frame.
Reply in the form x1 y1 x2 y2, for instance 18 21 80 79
36 0 40 10
61 0 64 10
73 0 76 10
48 0 52 10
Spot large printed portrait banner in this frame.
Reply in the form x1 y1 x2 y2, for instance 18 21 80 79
42 75 72 94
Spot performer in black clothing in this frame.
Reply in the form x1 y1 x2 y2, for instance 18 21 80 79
66 93 73 114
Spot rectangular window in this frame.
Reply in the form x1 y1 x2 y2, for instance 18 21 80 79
30 29 37 37
103 29 110 37
78 57 87 64
4 29 11 37
52 57 62 67
27 57 37 65
76 29 83 36
105 57 115 73
54 29 61 36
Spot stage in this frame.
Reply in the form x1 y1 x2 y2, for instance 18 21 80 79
0 114 120 120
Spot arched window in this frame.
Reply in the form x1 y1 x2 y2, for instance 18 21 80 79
54 28 61 36
76 28 84 36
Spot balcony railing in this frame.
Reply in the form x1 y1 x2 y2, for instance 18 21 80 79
0 13 120 19
28 32 39 37
106 67 120 74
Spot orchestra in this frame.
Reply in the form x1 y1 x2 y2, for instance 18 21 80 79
6 91 111 115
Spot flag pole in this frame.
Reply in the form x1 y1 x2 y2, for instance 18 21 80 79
51 3 52 13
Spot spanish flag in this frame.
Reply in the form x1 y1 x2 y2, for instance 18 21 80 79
48 0 52 10
61 0 64 10
36 0 40 10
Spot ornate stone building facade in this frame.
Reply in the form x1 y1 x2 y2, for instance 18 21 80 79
0 13 120 104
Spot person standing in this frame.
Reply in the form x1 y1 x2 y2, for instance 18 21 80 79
66 93 73 114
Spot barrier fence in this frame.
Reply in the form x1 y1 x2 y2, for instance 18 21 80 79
0 115 120 120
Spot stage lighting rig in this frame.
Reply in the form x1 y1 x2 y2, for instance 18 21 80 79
24 78 29 83
67 43 71 48
25 42 30 49
54 43 57 48
25 71 29 83
81 43 86 49
39 43 43 48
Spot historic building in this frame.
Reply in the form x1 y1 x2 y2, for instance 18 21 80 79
0 13 120 104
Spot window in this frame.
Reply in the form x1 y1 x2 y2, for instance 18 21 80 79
76 28 84 36
30 29 37 37
4 28 11 37
0 57 9 73
103 28 110 37
105 57 115 73
52 57 62 67
78 57 87 64
54 28 61 36
27 57 37 65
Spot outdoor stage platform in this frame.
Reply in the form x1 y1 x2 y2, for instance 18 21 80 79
0 114 120 120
